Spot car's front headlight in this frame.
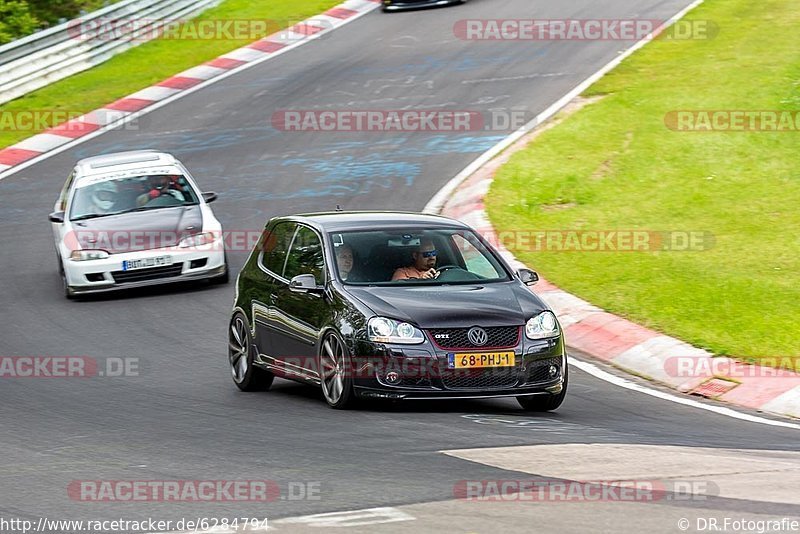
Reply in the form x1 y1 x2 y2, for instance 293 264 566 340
179 232 216 248
525 311 560 339
69 249 109 261
368 317 425 344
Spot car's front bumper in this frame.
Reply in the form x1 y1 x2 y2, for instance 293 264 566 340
62 243 226 294
356 382 564 400
350 333 566 400
383 0 462 11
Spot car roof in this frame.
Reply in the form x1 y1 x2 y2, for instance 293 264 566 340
276 211 470 233
73 150 180 179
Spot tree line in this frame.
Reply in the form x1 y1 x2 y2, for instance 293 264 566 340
1 0 114 45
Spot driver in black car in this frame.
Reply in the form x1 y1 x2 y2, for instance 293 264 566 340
392 239 438 280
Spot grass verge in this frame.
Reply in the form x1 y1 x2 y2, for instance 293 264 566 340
0 0 341 148
486 0 800 363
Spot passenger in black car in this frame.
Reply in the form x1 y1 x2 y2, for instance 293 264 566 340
335 243 355 281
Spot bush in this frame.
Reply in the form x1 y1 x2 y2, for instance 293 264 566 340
0 0 39 45
27 0 81 26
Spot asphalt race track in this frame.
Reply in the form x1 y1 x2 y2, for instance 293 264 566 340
1 1 798 532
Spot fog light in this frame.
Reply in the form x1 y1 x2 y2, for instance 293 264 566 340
385 370 401 385
548 365 559 378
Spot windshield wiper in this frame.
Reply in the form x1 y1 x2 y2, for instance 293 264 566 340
70 213 108 221
115 203 196 215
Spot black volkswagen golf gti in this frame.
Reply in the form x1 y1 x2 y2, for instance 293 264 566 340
228 212 567 410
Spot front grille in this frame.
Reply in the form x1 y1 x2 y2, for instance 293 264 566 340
526 357 562 384
428 326 520 350
400 376 432 388
441 367 520 390
111 264 183 284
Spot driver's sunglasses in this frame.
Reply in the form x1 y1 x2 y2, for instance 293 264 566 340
420 249 437 258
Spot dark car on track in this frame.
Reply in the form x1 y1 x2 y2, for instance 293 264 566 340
228 212 567 410
383 0 465 12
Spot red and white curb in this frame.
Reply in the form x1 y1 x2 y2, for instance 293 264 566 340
436 168 800 420
0 0 382 179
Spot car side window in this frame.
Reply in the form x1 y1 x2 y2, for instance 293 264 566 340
260 222 297 276
58 170 76 211
283 225 325 284
451 233 503 279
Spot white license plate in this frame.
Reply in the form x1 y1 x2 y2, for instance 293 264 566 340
122 255 172 271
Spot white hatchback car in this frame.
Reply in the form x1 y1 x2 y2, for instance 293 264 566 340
49 150 228 298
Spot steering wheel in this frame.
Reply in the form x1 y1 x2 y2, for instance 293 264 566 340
434 264 460 278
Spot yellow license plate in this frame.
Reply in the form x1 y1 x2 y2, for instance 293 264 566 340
448 352 515 369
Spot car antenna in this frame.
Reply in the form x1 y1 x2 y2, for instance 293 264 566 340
335 205 343 212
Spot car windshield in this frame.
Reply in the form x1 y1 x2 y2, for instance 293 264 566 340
330 228 510 285
69 174 199 220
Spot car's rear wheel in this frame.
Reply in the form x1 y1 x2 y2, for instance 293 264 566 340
229 313 274 391
319 332 355 409
517 362 568 412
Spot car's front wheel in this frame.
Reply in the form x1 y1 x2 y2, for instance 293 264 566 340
517 362 568 412
229 313 274 391
319 332 355 409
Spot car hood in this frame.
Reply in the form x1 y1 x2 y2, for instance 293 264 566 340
343 282 548 328
70 206 203 253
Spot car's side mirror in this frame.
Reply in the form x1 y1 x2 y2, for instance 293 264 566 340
49 211 65 223
202 191 218 203
517 268 539 286
289 274 322 293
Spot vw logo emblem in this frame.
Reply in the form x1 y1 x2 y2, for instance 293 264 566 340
467 327 488 347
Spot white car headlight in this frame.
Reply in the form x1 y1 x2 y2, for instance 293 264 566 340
179 232 217 248
69 250 109 261
525 311 560 339
368 317 425 344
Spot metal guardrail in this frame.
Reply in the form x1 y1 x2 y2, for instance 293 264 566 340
0 0 221 105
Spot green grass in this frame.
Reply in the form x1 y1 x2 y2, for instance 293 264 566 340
0 0 340 148
486 0 800 364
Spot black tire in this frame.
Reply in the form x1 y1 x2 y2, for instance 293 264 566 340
229 313 274 391
319 332 356 409
517 361 568 412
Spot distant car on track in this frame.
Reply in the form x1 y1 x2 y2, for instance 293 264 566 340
228 211 567 410
383 0 465 12
49 150 228 299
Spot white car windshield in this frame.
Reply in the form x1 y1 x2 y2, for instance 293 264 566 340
331 228 510 285
69 174 199 220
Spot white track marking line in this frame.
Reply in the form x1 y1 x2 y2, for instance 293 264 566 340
273 507 415 528
570 358 800 430
417 0 800 429
424 0 707 214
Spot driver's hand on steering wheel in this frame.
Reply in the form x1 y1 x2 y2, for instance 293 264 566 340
420 268 437 279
